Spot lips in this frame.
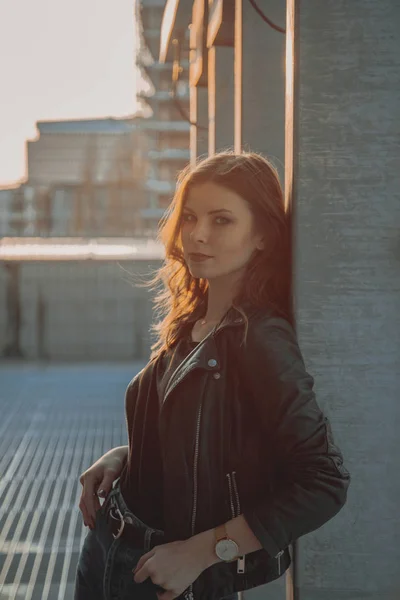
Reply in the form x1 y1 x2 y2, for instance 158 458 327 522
189 253 213 262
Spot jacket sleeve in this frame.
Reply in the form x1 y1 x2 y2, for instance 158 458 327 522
240 315 351 558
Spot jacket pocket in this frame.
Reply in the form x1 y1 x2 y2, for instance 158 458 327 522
226 471 245 574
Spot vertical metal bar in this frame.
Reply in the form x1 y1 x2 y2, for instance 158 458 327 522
234 0 242 153
285 0 300 598
208 45 217 155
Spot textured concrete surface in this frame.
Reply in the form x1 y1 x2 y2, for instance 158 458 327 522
293 0 400 598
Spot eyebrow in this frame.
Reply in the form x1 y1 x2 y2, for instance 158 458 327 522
183 208 233 215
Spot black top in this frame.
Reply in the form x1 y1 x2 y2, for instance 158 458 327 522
120 334 199 530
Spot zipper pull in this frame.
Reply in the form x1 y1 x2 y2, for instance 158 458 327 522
237 555 245 574
275 549 284 577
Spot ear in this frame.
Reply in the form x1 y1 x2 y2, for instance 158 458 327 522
256 237 265 251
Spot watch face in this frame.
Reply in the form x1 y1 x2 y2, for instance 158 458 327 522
215 539 239 562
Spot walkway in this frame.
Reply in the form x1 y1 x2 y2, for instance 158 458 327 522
0 362 143 600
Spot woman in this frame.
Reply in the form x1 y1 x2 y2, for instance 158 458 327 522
74 151 350 600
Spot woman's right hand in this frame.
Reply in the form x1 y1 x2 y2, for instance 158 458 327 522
78 446 128 529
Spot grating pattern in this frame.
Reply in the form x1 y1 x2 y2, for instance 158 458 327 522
0 362 144 600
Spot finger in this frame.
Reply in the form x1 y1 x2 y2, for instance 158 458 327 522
82 480 101 527
133 564 150 584
133 551 157 585
94 468 117 499
78 497 90 528
133 549 156 577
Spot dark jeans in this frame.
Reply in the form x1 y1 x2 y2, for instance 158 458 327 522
74 481 238 600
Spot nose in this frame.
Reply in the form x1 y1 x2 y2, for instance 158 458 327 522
190 220 210 244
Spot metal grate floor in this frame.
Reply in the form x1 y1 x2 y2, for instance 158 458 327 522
0 362 143 600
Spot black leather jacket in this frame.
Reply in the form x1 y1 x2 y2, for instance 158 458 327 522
122 304 351 600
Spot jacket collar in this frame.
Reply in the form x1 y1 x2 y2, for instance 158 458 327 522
184 300 261 332
161 302 262 407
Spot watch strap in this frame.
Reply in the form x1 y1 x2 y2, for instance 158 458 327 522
215 523 228 543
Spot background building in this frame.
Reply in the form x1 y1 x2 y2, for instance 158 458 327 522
0 115 167 360
135 0 191 231
159 0 285 176
1 116 152 239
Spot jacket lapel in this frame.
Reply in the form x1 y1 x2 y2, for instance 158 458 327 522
160 303 261 409
162 327 221 407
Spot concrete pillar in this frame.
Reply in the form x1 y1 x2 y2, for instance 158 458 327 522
190 85 209 164
235 0 286 179
208 45 235 154
287 1 400 598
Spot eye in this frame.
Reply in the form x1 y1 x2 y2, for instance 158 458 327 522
215 217 231 225
182 213 195 222
181 213 231 225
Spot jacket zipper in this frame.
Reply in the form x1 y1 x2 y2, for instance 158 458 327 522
167 323 242 599
230 472 283 576
227 472 246 574
231 471 241 515
184 400 203 600
166 327 217 600
226 473 236 519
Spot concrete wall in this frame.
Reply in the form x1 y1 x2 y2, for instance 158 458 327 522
0 260 161 361
0 265 7 351
293 1 400 598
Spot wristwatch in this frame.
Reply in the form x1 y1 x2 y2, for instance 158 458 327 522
214 524 240 562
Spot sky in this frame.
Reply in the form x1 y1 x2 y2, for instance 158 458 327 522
0 0 141 187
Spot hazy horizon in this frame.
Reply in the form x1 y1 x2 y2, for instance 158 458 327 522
0 0 141 187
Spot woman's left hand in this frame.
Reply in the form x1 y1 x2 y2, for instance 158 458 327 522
133 538 207 600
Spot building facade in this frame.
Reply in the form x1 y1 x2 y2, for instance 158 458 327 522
0 117 151 238
136 0 191 231
159 0 286 177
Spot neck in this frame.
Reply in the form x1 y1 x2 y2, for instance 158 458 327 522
202 272 243 322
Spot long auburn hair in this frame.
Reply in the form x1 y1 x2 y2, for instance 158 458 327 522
143 151 293 360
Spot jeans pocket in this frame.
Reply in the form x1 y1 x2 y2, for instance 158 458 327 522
94 502 109 539
109 545 159 599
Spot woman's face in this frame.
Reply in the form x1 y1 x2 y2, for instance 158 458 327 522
180 181 264 281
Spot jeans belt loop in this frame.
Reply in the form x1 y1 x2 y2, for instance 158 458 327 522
144 527 154 552
111 506 126 540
